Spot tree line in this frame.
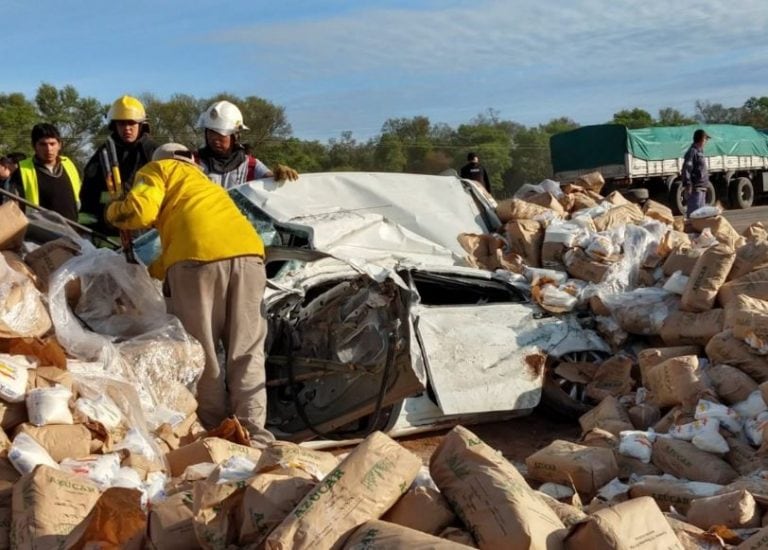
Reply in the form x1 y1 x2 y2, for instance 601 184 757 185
1 84 766 198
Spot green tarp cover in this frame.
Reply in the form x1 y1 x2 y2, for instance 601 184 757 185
551 124 768 173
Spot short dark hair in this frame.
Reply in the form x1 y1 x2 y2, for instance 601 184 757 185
31 123 61 145
467 151 478 161
0 156 13 169
693 129 710 143
7 152 26 164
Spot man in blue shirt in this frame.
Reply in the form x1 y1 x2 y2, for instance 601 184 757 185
681 129 710 217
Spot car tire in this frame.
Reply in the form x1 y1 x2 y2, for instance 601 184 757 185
729 177 754 209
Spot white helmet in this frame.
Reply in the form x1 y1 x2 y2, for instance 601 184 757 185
197 100 249 136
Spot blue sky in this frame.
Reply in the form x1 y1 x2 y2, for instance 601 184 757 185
4 0 766 141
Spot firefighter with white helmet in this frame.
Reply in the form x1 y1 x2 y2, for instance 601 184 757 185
80 95 157 233
196 100 298 189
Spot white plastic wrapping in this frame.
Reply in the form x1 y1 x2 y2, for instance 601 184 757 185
48 247 204 418
733 391 768 420
0 252 52 338
0 354 33 402
692 428 729 454
745 414 768 446
689 206 722 219
619 430 656 463
26 385 74 426
600 288 680 336
523 267 568 286
668 418 719 441
663 271 689 295
8 432 59 474
75 394 124 430
695 400 741 433
60 453 121 488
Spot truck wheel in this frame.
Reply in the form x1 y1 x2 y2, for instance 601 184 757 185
704 182 717 207
669 182 685 215
729 177 754 209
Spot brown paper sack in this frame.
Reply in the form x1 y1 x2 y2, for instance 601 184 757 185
256 440 339 481
645 355 705 408
615 454 663 479
430 425 565 550
12 465 101 550
15 423 92 462
496 198 561 223
193 465 251 549
525 440 618 498
439 526 478 548
628 404 661 431
730 240 768 281
341 520 472 550
238 467 315 547
578 395 633 437
738 525 768 549
22 237 82 293
580 428 618 449
662 245 703 277
564 248 611 284
719 267 768 307
456 233 506 271
147 490 198 550
690 215 745 250
706 330 768 383
1 251 38 288
27 366 74 391
637 345 701 387
267 431 421 550
538 492 588 528
526 192 567 216
629 478 716 514
505 219 544 267
660 309 725 346
564 497 683 550
0 201 28 251
652 406 696 434
603 190 630 206
66 487 146 550
724 433 768 476
584 355 634 401
592 203 645 232
166 437 263 477
686 489 760 530
643 200 675 226
652 438 738 484
657 230 692 261
726 295 768 341
707 364 759 405
575 171 605 194
681 243 735 312
382 484 456 535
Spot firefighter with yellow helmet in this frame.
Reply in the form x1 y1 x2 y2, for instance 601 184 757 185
196 100 298 189
80 95 158 233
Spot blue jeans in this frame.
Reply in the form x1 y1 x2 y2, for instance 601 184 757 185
686 187 706 217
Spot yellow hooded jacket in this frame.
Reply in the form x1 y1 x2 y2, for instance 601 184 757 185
106 159 264 278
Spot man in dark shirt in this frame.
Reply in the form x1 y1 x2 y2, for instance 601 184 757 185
459 152 492 194
681 129 710 217
11 123 81 221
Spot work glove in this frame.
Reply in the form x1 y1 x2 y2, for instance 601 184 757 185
272 164 299 182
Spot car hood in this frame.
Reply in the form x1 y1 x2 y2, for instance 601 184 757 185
235 171 499 267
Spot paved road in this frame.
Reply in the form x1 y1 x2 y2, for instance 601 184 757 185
723 205 768 232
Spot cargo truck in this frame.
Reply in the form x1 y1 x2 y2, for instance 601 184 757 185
550 124 768 214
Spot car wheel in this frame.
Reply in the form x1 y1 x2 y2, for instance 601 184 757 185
538 350 609 420
729 177 754 209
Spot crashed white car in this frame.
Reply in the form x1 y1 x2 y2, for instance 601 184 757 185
229 172 609 442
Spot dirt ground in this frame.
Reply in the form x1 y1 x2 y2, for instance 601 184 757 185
394 409 581 466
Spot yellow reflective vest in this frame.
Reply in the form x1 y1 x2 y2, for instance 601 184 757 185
19 156 81 206
106 159 265 277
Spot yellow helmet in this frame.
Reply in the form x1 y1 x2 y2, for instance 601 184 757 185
107 95 147 122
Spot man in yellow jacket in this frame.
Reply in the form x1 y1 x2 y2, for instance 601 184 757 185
106 143 274 446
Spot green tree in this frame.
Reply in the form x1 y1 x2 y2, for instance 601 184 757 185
0 93 38 155
656 107 696 126
694 100 742 124
141 93 202 148
373 133 407 171
260 137 328 173
454 115 516 193
612 108 654 129
741 96 768 128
